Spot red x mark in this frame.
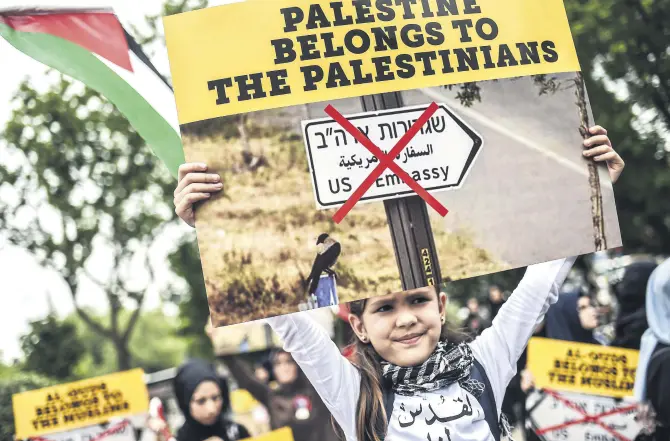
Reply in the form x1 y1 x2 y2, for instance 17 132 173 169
535 389 638 441
324 102 449 224
30 420 131 441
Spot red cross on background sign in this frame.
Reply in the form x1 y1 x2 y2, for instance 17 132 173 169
536 389 638 441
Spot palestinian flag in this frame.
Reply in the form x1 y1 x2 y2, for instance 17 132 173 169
0 7 183 179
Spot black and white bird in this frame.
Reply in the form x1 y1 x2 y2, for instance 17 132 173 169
305 233 341 296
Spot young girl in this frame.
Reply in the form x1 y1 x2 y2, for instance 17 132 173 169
174 127 625 441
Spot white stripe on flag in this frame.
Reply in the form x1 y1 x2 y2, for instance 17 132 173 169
95 52 181 135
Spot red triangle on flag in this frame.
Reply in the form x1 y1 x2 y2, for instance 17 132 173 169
0 10 133 72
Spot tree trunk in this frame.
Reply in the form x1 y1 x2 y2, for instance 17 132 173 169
114 338 132 371
575 71 607 251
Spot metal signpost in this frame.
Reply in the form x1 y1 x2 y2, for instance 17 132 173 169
363 92 443 291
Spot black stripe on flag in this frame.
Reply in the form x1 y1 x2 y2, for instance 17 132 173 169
122 27 173 92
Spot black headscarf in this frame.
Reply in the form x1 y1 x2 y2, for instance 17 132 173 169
173 359 239 441
611 261 658 349
545 291 599 344
267 349 311 395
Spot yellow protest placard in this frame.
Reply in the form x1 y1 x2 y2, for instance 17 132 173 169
163 0 581 123
250 427 294 441
12 369 149 439
527 337 640 399
231 389 262 414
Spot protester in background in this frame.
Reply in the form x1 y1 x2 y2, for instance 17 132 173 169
544 290 600 344
612 260 658 350
487 285 506 321
148 358 251 441
206 320 342 441
463 297 490 337
634 258 670 441
252 362 270 385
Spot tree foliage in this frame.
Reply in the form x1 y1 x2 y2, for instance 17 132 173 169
168 238 213 359
0 0 219 372
0 372 54 441
0 76 175 370
20 314 85 381
0 359 19 380
65 308 189 378
567 0 669 136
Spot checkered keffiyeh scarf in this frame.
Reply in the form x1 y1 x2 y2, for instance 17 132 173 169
380 341 484 398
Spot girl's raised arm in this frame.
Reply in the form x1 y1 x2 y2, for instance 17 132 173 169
469 256 577 416
265 311 361 439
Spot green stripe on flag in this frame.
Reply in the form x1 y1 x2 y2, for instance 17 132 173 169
0 23 184 179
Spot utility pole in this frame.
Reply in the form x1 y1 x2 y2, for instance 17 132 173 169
359 92 443 291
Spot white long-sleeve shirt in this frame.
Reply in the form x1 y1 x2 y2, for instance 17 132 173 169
266 257 576 441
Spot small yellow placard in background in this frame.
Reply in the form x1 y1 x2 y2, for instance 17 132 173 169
527 337 639 399
12 369 149 439
231 388 262 414
250 427 295 441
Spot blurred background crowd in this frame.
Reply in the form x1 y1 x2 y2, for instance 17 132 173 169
1 0 669 441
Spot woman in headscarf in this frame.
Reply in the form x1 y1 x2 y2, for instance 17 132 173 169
634 258 670 441
152 358 251 441
611 260 658 350
543 290 600 344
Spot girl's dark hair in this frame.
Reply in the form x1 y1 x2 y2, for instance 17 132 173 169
341 288 469 441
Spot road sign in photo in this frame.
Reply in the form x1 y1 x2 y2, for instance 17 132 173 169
301 103 483 209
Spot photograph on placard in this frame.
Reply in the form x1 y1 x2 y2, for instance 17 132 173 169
164 0 622 326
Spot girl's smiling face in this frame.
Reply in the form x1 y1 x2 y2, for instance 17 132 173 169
349 287 447 367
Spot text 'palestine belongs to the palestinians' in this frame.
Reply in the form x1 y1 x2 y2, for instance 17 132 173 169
164 0 580 122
